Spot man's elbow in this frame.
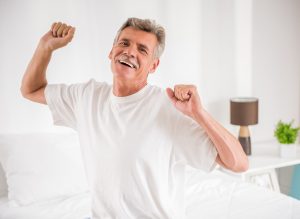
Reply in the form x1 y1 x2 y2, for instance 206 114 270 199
231 157 249 173
20 86 29 99
20 86 47 104
20 86 34 100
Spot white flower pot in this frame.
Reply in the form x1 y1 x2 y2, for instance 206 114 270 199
279 144 297 158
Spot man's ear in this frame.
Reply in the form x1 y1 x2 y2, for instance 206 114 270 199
149 59 160 74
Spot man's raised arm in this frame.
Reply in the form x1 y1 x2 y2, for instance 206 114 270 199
20 22 75 104
166 85 249 173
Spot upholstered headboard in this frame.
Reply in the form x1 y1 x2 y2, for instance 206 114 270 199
0 162 7 196
0 132 88 206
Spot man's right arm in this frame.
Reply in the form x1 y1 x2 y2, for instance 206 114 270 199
20 22 75 104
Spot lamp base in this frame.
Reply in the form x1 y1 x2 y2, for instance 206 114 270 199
238 126 252 156
238 136 251 155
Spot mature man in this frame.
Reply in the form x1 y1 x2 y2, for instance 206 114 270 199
21 18 248 219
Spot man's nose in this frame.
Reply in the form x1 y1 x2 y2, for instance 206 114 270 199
123 45 137 57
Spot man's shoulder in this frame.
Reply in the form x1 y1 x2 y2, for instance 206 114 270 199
84 78 111 89
71 79 110 95
77 79 112 100
48 79 110 90
147 84 165 96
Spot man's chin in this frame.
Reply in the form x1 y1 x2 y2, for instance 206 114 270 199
114 66 135 75
112 70 135 80
111 64 138 80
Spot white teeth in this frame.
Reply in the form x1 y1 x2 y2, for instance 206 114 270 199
119 60 135 68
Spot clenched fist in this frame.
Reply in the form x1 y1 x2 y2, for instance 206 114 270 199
39 22 75 52
166 85 203 120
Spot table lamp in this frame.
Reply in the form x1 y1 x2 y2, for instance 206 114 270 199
230 97 258 155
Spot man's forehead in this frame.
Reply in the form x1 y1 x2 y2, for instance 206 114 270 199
118 27 157 45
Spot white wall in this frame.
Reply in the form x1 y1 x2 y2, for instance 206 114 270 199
252 0 300 142
251 0 300 195
200 0 236 131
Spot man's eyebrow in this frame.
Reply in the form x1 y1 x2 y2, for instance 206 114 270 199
118 38 150 51
119 38 129 42
138 44 149 51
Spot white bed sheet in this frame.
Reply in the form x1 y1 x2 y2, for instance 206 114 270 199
185 167 300 219
0 169 300 219
0 192 91 219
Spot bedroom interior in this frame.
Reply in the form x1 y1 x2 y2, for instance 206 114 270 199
0 0 300 218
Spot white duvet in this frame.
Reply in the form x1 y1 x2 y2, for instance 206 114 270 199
185 167 300 219
0 192 91 219
0 169 300 219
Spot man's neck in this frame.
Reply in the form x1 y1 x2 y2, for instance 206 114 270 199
112 79 148 97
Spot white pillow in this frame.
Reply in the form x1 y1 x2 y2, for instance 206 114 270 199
0 133 88 206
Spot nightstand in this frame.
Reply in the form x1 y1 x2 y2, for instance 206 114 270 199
220 141 300 193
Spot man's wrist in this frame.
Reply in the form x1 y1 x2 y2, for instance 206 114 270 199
35 43 53 61
37 40 54 55
192 108 207 125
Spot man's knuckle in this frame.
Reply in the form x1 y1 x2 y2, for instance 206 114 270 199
51 22 57 29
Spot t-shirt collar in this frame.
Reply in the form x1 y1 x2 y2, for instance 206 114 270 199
110 84 150 103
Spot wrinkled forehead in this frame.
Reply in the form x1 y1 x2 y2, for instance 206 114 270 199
117 27 158 50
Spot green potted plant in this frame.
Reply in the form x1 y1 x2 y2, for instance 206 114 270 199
274 120 300 158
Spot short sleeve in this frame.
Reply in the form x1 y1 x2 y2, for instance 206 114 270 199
44 82 87 130
173 114 218 172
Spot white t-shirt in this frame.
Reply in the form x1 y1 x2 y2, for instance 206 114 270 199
45 79 218 219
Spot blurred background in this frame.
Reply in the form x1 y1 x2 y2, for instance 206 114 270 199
0 0 299 142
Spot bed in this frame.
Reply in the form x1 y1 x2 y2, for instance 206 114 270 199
184 166 300 219
0 133 92 219
0 133 299 219
0 192 91 219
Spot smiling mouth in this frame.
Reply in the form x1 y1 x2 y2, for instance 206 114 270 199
118 60 136 69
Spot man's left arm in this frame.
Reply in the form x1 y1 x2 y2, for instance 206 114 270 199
166 85 249 173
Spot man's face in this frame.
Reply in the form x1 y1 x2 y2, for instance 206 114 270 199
109 27 160 82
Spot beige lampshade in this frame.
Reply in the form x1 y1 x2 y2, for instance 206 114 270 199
230 97 259 126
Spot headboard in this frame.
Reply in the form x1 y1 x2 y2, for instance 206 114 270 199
0 162 7 196
0 132 88 205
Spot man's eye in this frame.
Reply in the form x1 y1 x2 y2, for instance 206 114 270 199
119 42 128 46
140 48 148 54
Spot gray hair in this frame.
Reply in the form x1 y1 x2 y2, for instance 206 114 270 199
113 17 166 58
